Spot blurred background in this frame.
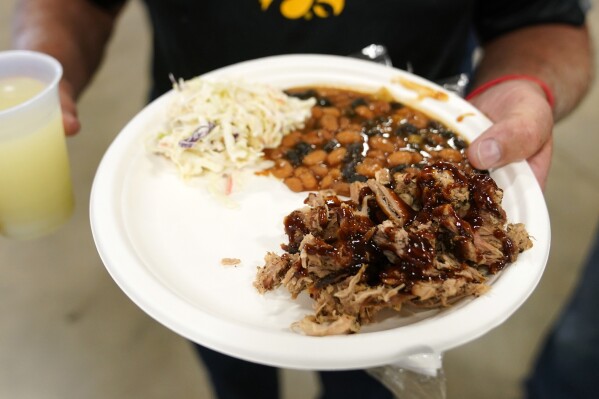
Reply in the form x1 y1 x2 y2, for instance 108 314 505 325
1 1 598 398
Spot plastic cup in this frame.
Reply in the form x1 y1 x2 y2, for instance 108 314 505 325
0 50 74 240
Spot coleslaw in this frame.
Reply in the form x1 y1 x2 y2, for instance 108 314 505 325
150 76 315 194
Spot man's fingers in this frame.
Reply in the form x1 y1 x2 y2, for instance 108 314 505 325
58 80 81 135
62 111 81 136
526 136 553 191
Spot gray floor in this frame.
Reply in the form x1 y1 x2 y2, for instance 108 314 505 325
1 2 598 398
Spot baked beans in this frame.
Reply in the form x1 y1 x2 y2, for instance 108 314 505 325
264 87 470 195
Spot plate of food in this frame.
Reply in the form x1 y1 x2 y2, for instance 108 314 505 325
90 54 550 370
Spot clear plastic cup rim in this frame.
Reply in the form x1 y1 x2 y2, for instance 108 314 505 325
0 50 63 116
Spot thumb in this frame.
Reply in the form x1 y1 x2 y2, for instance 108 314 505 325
467 115 548 170
466 80 553 171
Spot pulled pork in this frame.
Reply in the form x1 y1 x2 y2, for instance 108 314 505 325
254 162 532 336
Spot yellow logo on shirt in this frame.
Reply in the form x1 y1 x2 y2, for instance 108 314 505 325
260 0 345 20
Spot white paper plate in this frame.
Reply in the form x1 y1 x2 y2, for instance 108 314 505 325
90 54 550 370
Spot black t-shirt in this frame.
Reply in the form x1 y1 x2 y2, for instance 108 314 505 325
91 0 586 98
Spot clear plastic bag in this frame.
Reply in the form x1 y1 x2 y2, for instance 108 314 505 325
367 353 447 399
349 44 393 67
349 44 469 97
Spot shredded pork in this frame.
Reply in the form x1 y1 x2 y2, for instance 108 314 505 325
255 162 532 335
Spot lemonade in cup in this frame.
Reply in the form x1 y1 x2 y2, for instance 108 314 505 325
0 50 74 239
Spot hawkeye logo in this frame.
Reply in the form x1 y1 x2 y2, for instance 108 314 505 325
260 0 345 20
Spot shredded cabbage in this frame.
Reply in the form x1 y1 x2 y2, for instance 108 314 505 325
150 77 315 187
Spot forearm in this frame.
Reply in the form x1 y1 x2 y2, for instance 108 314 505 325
12 0 124 100
472 23 593 121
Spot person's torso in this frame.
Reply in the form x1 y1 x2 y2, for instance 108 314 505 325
142 0 475 97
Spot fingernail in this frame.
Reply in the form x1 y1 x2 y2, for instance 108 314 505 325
477 138 501 168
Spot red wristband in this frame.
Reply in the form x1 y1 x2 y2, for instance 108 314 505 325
465 74 555 109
